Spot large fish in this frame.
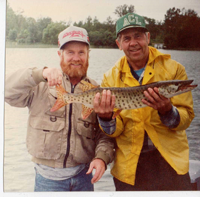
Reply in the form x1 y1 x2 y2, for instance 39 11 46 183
51 79 197 119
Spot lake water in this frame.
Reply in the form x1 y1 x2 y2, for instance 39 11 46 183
4 48 200 192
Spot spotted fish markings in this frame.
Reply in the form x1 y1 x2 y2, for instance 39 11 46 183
51 79 197 119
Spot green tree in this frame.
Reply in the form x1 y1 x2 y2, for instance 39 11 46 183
7 3 199 49
89 30 104 46
164 7 200 49
7 4 27 38
114 4 135 17
6 4 18 38
83 16 93 32
25 17 38 43
15 14 27 33
8 29 17 41
102 30 116 47
92 16 101 31
105 16 115 33
17 29 29 43
42 22 67 45
144 17 164 42
164 7 181 48
177 9 200 48
36 17 52 42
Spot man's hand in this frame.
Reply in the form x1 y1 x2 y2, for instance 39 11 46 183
93 90 115 120
43 67 63 86
142 87 172 115
86 159 106 184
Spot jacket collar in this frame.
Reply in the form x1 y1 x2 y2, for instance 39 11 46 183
116 46 171 85
118 46 171 72
147 46 171 65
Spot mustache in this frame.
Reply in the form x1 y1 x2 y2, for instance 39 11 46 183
68 61 83 65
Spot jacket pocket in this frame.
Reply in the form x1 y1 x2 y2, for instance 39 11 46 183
73 119 97 163
76 119 97 139
27 115 65 160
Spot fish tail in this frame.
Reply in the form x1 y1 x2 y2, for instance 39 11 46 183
50 85 68 112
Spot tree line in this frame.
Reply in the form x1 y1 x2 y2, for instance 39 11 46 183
6 4 200 49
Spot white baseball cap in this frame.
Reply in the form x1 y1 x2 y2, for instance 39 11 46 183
58 26 90 49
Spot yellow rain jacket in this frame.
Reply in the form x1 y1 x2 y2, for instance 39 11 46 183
101 46 195 186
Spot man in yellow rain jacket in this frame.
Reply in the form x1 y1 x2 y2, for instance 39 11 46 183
93 13 195 190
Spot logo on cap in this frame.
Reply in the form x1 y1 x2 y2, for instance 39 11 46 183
116 13 147 36
123 14 142 27
58 26 90 49
63 31 85 39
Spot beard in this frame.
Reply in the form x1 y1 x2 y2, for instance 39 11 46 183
60 57 89 80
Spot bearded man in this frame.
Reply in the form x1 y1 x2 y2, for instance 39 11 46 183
5 26 114 192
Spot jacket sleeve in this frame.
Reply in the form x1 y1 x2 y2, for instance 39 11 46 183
94 125 115 165
170 62 195 131
5 67 46 108
99 73 125 138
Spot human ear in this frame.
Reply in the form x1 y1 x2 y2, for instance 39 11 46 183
57 50 61 57
116 39 122 50
147 32 150 44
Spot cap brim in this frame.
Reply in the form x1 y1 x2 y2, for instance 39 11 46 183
60 38 90 49
117 25 148 36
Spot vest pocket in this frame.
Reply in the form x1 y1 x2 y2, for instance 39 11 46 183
27 115 65 160
73 119 97 163
76 119 97 139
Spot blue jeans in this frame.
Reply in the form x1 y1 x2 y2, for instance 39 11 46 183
34 166 94 192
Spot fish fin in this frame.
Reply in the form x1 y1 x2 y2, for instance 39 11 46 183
81 104 93 119
79 80 99 92
112 109 122 119
50 85 68 112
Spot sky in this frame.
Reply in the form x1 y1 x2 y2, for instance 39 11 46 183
7 0 200 23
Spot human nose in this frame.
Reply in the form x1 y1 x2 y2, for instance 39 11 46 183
129 38 138 46
72 53 81 61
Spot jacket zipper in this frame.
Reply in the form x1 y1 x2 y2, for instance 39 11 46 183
63 84 75 168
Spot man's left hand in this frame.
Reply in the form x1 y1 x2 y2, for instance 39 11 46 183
142 87 172 115
86 158 106 184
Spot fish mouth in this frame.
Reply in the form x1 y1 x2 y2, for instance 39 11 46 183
177 80 197 91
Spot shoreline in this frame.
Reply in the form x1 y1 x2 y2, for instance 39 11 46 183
5 41 200 51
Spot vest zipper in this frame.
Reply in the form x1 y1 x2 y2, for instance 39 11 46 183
63 84 75 168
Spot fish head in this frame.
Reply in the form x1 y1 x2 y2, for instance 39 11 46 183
177 80 198 92
158 80 198 98
158 84 179 97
